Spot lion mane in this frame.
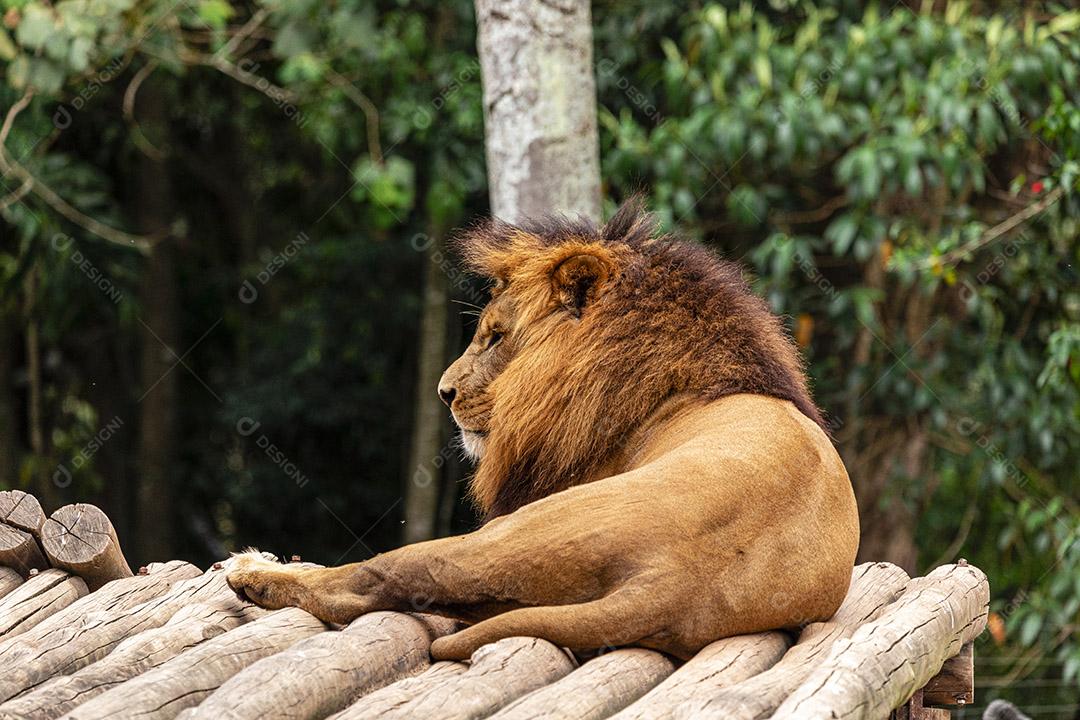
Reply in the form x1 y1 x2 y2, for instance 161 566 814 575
454 199 824 519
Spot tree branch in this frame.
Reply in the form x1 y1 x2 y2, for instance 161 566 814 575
916 186 1065 270
0 91 157 253
123 60 169 162
324 67 383 164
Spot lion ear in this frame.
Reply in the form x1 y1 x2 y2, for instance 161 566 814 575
551 252 611 317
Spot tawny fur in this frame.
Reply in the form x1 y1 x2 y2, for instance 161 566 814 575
227 201 860 662
450 200 824 516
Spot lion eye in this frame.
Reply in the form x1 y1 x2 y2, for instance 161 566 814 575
486 330 504 350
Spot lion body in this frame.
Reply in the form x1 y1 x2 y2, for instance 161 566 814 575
227 203 861 660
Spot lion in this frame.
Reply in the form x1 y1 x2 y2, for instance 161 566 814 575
227 200 860 661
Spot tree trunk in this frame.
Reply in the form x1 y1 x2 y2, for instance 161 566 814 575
474 0 602 224
23 266 59 511
403 236 450 544
0 311 19 485
134 81 179 564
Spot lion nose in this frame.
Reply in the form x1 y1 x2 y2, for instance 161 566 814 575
438 385 456 407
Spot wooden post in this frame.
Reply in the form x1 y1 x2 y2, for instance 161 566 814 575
892 689 952 720
923 642 975 706
40 504 133 591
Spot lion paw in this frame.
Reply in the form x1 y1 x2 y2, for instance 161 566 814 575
226 551 304 611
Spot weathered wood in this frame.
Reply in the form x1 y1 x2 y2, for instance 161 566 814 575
892 689 952 720
610 632 791 720
0 524 48 576
57 607 327 720
0 559 200 703
0 568 87 639
332 636 577 720
671 561 911 719
771 562 989 720
40 503 132 591
186 612 459 720
0 575 258 720
0 568 22 600
0 491 48 578
323 662 469 720
491 649 676 720
923 641 974 706
0 490 47 537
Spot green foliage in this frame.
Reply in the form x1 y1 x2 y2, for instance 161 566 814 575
596 0 1078 709
0 0 1076 711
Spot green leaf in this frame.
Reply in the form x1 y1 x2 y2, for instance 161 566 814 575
15 4 54 51
273 19 315 58
68 35 92 72
0 29 17 61
825 214 859 255
1019 613 1043 646
197 0 234 30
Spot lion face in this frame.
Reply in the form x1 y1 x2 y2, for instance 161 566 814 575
438 291 518 460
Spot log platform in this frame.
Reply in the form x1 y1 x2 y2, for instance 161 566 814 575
0 496 990 720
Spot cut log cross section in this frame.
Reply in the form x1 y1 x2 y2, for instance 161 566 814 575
40 503 133 591
0 490 49 577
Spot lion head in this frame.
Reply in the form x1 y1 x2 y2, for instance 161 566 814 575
438 199 823 520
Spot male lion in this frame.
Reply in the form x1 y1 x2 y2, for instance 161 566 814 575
227 201 860 661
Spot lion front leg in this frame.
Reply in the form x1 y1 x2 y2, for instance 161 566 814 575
226 552 382 625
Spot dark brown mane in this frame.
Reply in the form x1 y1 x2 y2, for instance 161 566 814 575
454 199 825 519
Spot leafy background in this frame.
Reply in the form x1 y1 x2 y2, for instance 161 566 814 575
0 0 1076 713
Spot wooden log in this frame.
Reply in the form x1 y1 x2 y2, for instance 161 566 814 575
0 568 87 639
609 632 791 720
0 524 48 576
186 612 459 720
332 636 577 720
323 662 470 720
40 503 132 591
491 649 676 720
0 490 47 537
56 607 327 720
923 641 974 706
0 574 260 720
0 568 22 600
0 559 200 703
671 561 911 719
771 562 990 720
